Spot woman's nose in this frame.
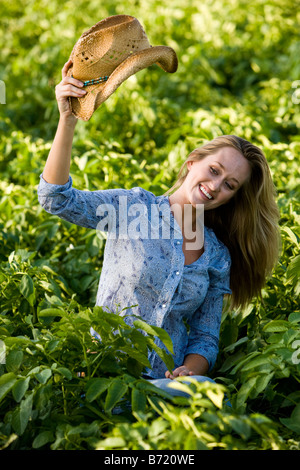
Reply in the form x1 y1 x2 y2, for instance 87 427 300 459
208 178 222 192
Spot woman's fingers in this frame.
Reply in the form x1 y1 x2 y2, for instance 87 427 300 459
62 75 85 88
62 59 73 78
54 66 86 118
55 77 86 100
179 369 195 376
61 61 84 89
176 367 189 376
57 84 86 98
58 60 86 99
165 366 195 379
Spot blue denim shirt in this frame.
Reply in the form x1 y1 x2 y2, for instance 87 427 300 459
37 174 231 378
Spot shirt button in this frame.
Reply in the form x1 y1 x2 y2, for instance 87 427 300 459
176 241 180 245
176 271 180 275
162 303 166 308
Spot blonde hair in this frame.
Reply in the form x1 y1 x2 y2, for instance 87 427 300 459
166 135 280 309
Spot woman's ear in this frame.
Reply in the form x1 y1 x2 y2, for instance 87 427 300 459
187 160 193 171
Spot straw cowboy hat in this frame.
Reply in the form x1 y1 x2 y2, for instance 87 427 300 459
67 15 178 121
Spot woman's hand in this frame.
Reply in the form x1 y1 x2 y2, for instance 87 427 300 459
165 354 209 379
165 365 195 379
55 59 87 123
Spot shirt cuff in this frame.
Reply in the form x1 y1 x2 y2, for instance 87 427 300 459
38 173 73 194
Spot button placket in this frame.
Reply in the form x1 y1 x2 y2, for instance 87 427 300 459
154 198 184 326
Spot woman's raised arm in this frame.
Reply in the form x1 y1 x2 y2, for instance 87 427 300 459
42 59 86 185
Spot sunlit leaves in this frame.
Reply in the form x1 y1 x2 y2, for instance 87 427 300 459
0 0 299 451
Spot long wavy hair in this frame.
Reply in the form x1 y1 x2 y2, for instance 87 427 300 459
165 135 280 309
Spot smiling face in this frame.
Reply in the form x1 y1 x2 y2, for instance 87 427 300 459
178 146 251 210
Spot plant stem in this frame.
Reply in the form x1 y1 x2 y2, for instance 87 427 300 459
62 384 67 415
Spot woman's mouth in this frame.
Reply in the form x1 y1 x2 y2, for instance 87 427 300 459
199 184 213 200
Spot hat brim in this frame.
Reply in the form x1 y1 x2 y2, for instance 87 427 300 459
67 45 178 121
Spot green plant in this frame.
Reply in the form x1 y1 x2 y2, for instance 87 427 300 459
0 0 299 450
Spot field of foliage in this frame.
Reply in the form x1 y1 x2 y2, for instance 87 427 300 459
0 0 299 450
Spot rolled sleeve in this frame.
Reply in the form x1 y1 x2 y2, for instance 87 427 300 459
37 173 138 231
185 256 232 371
185 288 225 370
37 173 100 228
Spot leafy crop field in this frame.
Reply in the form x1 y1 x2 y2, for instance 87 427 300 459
0 0 299 450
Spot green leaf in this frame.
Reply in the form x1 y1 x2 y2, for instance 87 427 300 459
94 307 128 329
117 344 151 367
263 320 290 333
131 388 147 413
136 380 173 399
227 416 252 440
236 376 257 412
104 378 128 413
85 378 110 402
130 329 148 355
241 355 271 371
38 308 65 318
134 319 174 354
126 357 144 377
281 227 299 247
224 336 248 353
146 336 174 372
6 350 23 373
288 312 300 323
286 255 300 282
280 404 300 434
35 368 52 384
206 387 224 409
12 393 33 435
56 367 73 380
12 377 30 403
255 373 274 395
166 380 194 396
19 273 35 306
0 372 17 402
96 437 127 449
32 430 54 449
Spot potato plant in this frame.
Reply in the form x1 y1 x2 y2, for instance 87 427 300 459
0 0 299 450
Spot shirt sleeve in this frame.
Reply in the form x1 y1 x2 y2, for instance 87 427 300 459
185 249 232 371
37 173 136 232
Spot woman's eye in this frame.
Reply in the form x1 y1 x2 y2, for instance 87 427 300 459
210 167 234 190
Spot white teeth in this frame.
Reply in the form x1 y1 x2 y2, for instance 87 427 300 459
200 185 212 199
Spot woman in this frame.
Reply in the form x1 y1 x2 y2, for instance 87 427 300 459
38 61 280 393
